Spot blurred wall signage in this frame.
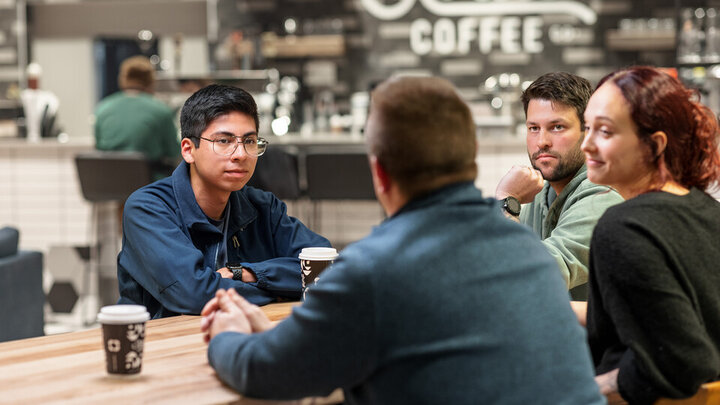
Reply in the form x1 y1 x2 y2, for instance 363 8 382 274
360 0 597 56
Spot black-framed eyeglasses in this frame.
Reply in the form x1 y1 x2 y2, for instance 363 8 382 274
193 134 268 157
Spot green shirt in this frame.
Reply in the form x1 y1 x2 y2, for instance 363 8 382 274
520 165 623 293
94 92 180 180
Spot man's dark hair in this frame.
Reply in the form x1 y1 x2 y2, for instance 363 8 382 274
180 84 259 146
367 76 477 199
521 72 592 127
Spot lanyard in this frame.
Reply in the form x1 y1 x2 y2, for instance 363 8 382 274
213 203 231 270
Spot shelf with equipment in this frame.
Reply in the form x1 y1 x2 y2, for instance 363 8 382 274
155 68 279 93
0 0 26 138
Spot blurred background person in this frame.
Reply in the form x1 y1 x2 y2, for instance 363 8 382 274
580 66 720 404
20 62 60 142
94 55 180 180
215 29 256 70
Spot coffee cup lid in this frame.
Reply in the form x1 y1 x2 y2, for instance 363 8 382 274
299 247 338 260
97 305 150 324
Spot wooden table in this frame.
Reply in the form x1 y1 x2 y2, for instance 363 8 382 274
655 380 720 405
0 301 341 404
604 380 720 405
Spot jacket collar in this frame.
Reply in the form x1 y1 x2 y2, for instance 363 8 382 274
545 164 588 206
390 181 480 219
541 164 588 230
171 161 258 235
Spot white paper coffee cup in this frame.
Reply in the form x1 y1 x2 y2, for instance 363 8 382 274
97 305 150 324
98 305 150 375
299 247 338 294
298 247 339 262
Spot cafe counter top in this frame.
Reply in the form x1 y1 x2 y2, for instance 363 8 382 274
0 136 95 151
0 132 526 150
0 301 342 404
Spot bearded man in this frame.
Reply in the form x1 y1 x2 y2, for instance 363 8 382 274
495 72 623 299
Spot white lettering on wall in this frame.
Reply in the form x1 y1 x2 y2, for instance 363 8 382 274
434 18 456 55
548 24 595 45
410 18 433 55
360 0 597 25
457 17 478 54
409 16 544 56
523 17 544 53
479 17 500 54
363 1 597 56
361 0 416 21
500 17 521 53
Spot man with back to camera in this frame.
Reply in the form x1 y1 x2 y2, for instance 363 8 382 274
95 55 180 180
199 76 605 404
116 84 331 319
495 72 622 299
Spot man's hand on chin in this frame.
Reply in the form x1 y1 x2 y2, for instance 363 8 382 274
495 165 544 203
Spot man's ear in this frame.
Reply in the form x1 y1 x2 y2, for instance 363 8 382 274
650 131 668 159
369 155 391 196
180 138 196 164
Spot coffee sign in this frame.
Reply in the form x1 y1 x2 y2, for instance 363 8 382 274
360 0 598 56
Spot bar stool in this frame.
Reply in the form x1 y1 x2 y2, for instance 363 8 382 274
246 146 302 201
304 148 377 235
74 150 153 323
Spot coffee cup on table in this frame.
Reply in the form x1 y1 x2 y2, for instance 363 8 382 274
97 305 150 376
299 247 339 295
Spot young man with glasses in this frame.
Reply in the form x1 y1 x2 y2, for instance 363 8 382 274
117 84 330 318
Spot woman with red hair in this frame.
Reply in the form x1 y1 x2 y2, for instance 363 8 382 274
580 66 720 404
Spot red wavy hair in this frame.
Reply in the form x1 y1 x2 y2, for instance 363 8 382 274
598 66 720 191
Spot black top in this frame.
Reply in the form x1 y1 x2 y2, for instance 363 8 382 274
587 188 720 404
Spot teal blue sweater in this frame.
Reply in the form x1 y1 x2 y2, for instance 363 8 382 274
208 182 605 404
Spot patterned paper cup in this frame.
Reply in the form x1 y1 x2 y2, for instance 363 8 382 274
97 305 150 375
299 247 339 295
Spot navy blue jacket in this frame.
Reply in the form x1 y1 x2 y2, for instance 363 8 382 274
117 161 330 318
208 182 605 404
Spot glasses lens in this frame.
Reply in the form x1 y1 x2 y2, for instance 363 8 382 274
255 139 268 156
243 137 258 156
213 135 237 155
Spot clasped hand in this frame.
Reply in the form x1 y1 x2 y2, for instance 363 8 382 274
200 288 273 343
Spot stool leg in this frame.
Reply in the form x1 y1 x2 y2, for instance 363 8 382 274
82 203 99 326
312 201 321 234
80 249 91 324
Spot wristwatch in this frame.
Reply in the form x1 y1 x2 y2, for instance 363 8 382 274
502 196 521 217
226 263 245 280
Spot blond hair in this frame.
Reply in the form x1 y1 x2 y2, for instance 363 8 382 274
118 56 155 92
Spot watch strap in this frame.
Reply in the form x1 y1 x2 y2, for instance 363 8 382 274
227 263 244 280
231 267 243 280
